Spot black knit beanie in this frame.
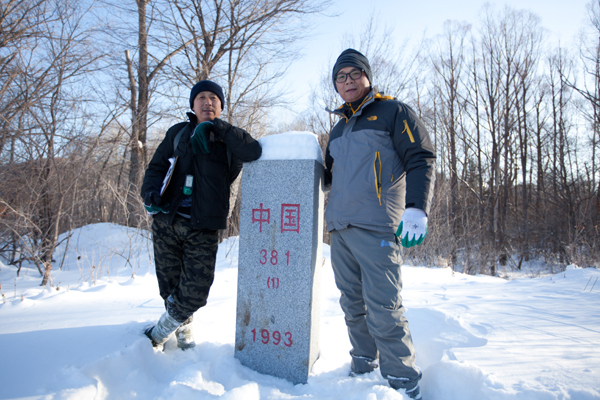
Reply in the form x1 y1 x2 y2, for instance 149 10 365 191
332 49 373 93
189 80 225 110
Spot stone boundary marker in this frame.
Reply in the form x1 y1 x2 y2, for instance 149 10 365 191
234 159 324 384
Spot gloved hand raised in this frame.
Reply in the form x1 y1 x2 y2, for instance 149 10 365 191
395 207 428 248
191 121 212 154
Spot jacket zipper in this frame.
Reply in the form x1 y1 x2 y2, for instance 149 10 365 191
373 151 382 205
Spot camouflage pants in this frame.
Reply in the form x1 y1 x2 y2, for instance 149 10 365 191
151 214 219 323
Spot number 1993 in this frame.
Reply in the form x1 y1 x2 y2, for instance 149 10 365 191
251 328 293 347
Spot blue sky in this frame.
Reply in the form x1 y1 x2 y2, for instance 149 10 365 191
278 0 591 122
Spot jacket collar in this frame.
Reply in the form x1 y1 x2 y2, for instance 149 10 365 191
187 112 198 124
326 88 378 122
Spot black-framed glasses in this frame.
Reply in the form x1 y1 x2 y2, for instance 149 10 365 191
335 69 364 83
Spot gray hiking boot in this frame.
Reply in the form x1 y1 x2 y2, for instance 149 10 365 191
349 353 379 377
175 320 196 350
145 311 181 350
388 376 422 399
400 384 422 399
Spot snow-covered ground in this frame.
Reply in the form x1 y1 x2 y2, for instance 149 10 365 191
1 223 599 400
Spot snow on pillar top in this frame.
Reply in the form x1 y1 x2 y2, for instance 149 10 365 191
257 131 323 165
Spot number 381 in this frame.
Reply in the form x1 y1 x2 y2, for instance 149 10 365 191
259 249 290 266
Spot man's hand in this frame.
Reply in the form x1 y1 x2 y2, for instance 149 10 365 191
191 121 212 154
144 191 161 207
395 208 428 248
143 191 169 214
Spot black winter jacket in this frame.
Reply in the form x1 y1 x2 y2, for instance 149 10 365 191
141 113 262 230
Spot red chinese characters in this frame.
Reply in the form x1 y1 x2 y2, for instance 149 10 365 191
252 203 301 233
252 203 270 232
281 204 300 233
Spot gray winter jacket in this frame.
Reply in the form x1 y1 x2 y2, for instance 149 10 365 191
324 90 436 233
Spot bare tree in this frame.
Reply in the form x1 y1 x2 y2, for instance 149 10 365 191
511 10 544 264
120 0 196 226
570 0 600 221
471 5 543 270
0 0 55 156
548 48 579 254
0 0 112 285
430 20 471 265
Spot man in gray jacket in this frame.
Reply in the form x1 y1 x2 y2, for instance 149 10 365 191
324 49 435 400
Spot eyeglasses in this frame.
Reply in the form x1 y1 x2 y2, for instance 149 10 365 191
335 69 364 83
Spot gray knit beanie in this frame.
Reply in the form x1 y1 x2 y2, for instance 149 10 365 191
332 49 373 93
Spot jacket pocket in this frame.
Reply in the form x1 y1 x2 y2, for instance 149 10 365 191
373 151 382 205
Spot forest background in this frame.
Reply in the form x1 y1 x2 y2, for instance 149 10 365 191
1 0 599 286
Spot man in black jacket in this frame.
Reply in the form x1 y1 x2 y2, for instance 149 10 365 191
141 80 262 350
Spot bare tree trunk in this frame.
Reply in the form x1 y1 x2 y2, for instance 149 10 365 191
431 21 469 265
126 0 148 227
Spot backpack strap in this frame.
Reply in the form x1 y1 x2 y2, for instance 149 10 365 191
173 124 188 156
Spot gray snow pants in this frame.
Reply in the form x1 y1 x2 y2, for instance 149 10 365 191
330 227 421 385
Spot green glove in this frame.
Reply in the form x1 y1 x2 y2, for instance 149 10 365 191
395 208 428 248
143 191 169 214
144 203 170 214
191 121 212 154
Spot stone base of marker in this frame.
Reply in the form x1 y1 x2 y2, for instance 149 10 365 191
234 159 324 385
